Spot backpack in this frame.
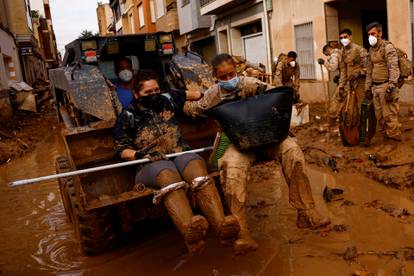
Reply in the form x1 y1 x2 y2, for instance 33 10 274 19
272 53 287 73
395 47 412 78
384 42 412 78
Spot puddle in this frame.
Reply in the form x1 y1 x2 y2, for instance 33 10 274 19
1 133 414 275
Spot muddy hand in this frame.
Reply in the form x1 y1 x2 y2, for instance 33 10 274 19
144 152 167 162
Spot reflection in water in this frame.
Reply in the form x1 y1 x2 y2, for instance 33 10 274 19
1 131 414 275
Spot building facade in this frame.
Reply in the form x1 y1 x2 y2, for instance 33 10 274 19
0 0 23 89
97 3 115 36
0 0 49 85
177 0 216 62
268 0 413 103
200 0 272 70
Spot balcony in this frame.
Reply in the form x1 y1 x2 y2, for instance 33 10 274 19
156 10 179 33
200 0 249 15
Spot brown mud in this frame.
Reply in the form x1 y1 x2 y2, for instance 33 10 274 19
294 103 414 189
2 125 414 275
0 102 58 165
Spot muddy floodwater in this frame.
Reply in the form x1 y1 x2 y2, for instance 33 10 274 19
1 131 414 275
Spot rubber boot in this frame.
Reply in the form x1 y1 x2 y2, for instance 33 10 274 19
181 159 240 246
156 169 208 255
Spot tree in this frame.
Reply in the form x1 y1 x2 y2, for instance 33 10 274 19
78 30 94 39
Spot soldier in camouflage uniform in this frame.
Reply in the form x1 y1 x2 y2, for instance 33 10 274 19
273 51 301 102
113 70 240 255
319 44 343 123
365 22 402 141
185 54 330 256
338 29 368 114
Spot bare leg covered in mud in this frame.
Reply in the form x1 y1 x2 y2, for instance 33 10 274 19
176 154 240 246
219 145 258 255
264 137 331 229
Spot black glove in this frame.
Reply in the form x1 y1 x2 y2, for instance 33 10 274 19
317 58 325 65
143 152 167 162
338 87 346 101
385 85 397 103
293 92 300 104
348 71 360 81
364 90 373 101
333 75 340 84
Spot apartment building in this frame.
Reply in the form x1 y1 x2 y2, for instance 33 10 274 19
269 0 414 103
0 0 48 85
31 0 59 69
200 0 273 71
97 3 115 36
0 0 23 89
177 0 216 62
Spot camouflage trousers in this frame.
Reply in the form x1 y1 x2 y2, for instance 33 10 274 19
217 137 315 212
328 86 342 120
371 83 401 138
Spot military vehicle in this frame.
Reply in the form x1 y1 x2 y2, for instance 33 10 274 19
49 33 218 255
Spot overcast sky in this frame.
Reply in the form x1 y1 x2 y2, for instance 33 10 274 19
31 0 109 54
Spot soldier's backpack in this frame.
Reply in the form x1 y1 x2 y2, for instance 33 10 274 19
384 42 412 78
272 53 287 73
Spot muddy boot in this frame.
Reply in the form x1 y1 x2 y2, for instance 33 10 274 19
181 159 240 246
233 214 259 256
156 169 208 255
287 163 331 229
296 209 331 229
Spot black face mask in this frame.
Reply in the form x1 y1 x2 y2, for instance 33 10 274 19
138 93 164 111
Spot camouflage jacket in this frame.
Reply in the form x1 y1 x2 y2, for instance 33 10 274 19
113 90 190 158
273 58 300 92
365 40 400 90
339 43 368 90
183 76 272 118
324 48 342 72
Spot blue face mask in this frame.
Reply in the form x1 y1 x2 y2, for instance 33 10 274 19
219 76 240 91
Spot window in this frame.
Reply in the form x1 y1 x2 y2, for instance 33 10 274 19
182 0 190 7
138 4 145 28
130 13 135 33
294 22 315 79
150 0 156 23
156 0 165 18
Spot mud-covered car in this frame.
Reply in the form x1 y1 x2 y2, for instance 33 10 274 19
49 33 218 255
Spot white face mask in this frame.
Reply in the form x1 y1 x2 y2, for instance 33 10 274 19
368 35 378 46
340 38 351 47
118 69 133 82
289 61 296 67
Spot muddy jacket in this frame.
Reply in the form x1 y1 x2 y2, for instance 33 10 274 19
113 91 190 158
184 76 271 118
273 58 300 93
324 48 342 72
339 43 368 90
365 40 400 90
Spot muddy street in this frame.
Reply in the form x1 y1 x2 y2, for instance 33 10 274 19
1 126 414 275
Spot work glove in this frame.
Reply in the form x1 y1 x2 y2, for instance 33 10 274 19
348 71 360 81
338 87 346 102
364 90 373 101
333 75 340 84
385 85 398 103
293 91 300 104
317 58 325 65
143 152 167 162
